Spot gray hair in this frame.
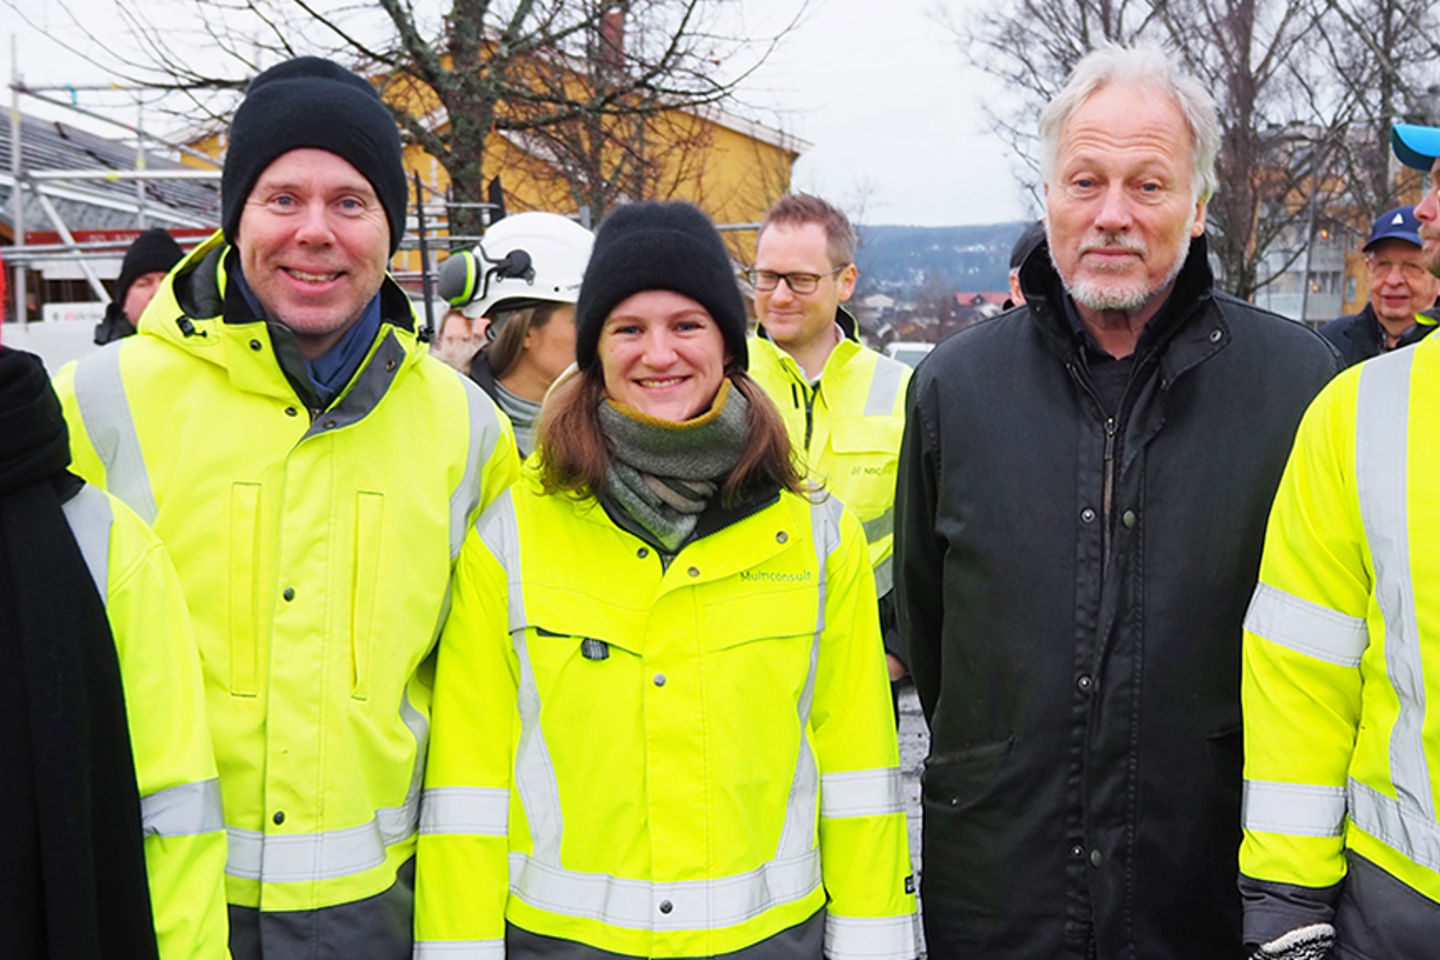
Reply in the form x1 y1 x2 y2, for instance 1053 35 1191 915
1039 43 1219 204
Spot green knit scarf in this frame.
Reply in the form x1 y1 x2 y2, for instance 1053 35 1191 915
598 379 751 552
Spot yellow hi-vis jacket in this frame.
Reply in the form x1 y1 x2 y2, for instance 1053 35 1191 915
66 482 229 957
52 232 520 951
415 476 918 958
747 318 911 600
1240 334 1440 947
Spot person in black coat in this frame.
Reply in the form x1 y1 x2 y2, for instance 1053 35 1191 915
895 45 1339 960
1318 205 1439 368
94 228 184 345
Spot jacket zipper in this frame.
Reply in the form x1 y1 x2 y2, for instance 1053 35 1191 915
1101 417 1117 565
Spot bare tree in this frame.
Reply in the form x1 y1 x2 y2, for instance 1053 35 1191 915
6 0 801 236
940 0 1440 301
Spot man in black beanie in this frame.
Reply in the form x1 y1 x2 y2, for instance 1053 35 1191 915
52 56 519 960
95 227 184 345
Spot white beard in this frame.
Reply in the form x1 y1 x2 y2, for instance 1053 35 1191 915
1051 228 1192 314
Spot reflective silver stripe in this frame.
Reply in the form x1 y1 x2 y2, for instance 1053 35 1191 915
509 849 821 932
142 777 225 837
413 941 505 959
863 356 907 417
1350 777 1440 873
512 631 566 865
873 554 893 598
824 914 917 960
226 811 414 883
820 768 905 819
450 376 507 560
419 787 508 836
862 506 893 544
1244 582 1368 668
775 498 842 860
60 483 113 600
226 692 425 883
477 489 527 635
1242 779 1347 837
1355 352 1433 819
481 492 566 865
72 348 158 525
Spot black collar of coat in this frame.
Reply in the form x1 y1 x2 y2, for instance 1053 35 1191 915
1019 233 1218 367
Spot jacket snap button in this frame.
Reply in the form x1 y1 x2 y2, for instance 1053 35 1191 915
284 406 298 417
1077 675 1093 692
637 547 649 559
386 358 397 372
687 566 699 577
1070 844 1084 858
1122 509 1137 529
1209 328 1223 343
654 673 666 687
776 531 788 543
249 339 262 351
324 419 337 429
1080 508 1096 523
658 900 673 914
283 587 295 602
1090 849 1103 867
273 810 285 825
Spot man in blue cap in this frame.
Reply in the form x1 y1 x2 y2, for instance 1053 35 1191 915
1319 204 1439 368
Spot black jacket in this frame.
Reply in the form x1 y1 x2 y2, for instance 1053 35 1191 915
895 237 1340 959
1318 302 1439 369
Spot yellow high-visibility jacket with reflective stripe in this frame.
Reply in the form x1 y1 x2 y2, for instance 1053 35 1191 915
1240 334 1440 931
415 474 917 959
52 232 520 927
66 483 229 957
747 326 911 598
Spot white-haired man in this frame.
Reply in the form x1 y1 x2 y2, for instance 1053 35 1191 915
895 45 1339 958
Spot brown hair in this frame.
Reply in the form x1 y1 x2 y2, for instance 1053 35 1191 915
535 363 805 505
486 301 563 380
758 193 858 267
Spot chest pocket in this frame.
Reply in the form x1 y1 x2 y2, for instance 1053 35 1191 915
823 417 902 521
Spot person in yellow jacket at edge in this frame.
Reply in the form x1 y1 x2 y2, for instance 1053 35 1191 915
1 266 227 957
51 57 520 958
744 195 913 698
415 201 917 959
1237 120 1440 958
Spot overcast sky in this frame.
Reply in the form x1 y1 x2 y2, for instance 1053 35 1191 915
1 0 1034 227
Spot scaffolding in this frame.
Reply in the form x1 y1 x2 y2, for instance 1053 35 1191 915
5 40 755 333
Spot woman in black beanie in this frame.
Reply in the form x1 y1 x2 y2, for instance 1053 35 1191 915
416 202 917 960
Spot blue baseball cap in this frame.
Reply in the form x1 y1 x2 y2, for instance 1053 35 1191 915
1392 123 1440 172
1364 205 1422 251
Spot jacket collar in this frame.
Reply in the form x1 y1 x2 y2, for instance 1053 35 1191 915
140 229 424 417
1019 233 1218 366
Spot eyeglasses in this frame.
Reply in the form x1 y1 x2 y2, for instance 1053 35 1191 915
748 266 845 294
1369 257 1430 282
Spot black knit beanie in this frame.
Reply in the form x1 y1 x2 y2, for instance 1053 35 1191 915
222 56 407 254
574 202 748 372
115 228 183 304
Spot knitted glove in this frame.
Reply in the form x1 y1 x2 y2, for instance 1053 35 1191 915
1252 923 1335 960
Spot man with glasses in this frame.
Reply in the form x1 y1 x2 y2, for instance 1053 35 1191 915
747 193 914 694
1319 205 1439 368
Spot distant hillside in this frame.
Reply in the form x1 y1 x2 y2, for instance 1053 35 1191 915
855 221 1032 296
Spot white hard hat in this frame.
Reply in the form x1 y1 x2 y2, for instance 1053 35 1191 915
437 212 594 320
